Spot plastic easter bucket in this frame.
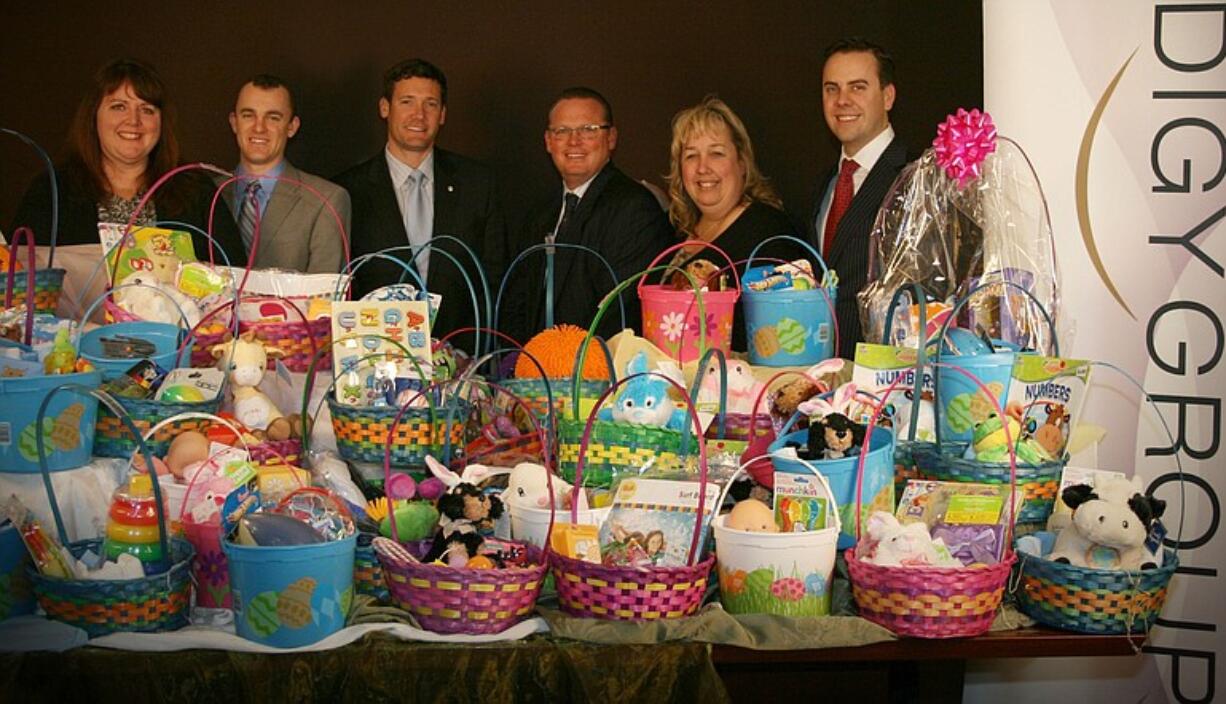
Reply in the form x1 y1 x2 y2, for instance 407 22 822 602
638 242 740 363
0 522 35 619
183 516 232 609
0 369 101 473
934 351 1016 444
714 455 840 617
79 322 187 380
224 533 356 647
508 501 611 549
742 235 837 367
769 424 895 549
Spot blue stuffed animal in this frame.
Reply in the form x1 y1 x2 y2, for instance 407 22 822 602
598 351 689 431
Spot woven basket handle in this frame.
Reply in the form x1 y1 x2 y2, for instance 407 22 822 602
341 243 485 355
35 384 169 561
932 280 1060 448
716 453 843 536
1 128 58 266
459 340 559 452
573 372 710 565
299 333 432 456
4 227 37 346
494 241 627 337
854 363 1019 554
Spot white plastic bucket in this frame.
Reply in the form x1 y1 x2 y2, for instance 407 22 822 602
506 501 611 549
714 453 841 617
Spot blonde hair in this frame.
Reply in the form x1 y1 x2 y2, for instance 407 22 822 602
666 96 781 237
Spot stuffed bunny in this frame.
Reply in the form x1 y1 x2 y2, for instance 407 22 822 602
598 351 688 431
503 462 574 511
861 512 961 568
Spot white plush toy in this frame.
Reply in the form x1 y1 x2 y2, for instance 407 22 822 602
503 462 575 511
861 512 962 568
1049 475 1165 571
115 271 202 329
697 357 766 415
210 332 286 432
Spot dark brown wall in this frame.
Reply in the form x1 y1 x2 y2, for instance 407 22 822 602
1 1 982 241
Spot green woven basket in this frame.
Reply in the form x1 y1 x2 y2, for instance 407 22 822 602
93 396 222 458
909 440 1063 525
556 417 700 488
329 397 472 467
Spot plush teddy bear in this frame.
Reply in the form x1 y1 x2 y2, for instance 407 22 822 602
1050 475 1165 571
860 512 962 568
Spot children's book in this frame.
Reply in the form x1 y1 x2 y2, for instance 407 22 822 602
851 342 936 441
330 300 432 406
98 224 196 286
1006 355 1092 459
598 478 721 568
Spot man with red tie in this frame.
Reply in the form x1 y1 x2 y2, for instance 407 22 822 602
811 38 910 359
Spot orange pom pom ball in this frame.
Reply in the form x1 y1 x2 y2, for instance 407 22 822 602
515 324 610 380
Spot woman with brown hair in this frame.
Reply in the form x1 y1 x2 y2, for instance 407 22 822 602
10 58 242 262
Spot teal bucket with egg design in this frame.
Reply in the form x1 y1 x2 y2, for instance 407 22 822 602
742 236 836 367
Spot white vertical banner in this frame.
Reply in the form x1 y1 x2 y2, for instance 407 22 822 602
984 2 1224 703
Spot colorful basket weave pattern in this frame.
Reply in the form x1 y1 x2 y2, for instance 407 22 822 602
28 538 194 637
846 546 1014 638
550 552 713 620
329 398 471 466
378 545 545 635
556 418 700 488
1 268 65 315
239 317 331 372
102 298 230 367
1015 548 1178 635
94 400 220 458
909 441 1062 525
249 438 302 468
501 377 609 420
354 536 389 601
892 441 924 498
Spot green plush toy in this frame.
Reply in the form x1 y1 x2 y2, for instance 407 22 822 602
379 501 440 541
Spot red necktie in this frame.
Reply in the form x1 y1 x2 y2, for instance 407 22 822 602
822 158 859 257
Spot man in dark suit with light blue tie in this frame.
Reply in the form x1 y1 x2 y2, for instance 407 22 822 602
811 38 910 360
335 59 506 344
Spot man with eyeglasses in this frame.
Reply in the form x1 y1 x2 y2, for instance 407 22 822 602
508 87 672 341
335 58 506 342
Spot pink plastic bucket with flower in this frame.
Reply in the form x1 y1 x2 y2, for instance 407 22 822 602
639 242 739 363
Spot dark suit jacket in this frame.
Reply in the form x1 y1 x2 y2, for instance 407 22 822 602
809 136 909 359
214 162 350 273
507 162 674 343
333 148 506 345
11 161 245 265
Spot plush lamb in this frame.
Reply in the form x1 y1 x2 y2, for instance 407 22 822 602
1050 475 1165 571
503 462 574 511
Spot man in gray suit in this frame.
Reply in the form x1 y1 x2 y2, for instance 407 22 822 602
223 75 350 272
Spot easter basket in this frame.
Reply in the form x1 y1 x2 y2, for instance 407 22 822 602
742 235 839 366
556 270 702 488
26 385 193 636
0 128 66 315
909 281 1065 528
551 374 715 620
374 379 550 634
1012 362 1182 636
845 363 1018 638
638 241 740 363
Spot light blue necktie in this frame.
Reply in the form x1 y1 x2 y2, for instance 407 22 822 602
403 171 432 284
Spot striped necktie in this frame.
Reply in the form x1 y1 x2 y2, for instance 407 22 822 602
239 180 262 254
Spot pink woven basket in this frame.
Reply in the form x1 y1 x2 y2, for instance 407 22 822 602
375 378 555 634
549 373 715 620
845 363 1019 638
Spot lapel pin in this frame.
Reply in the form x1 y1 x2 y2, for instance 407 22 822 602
447 185 454 193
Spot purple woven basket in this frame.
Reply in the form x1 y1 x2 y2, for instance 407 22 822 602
551 552 714 620
377 544 545 635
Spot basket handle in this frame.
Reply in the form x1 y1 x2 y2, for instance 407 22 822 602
207 172 352 273
494 241 628 337
386 377 555 567
572 371 710 565
853 363 1019 554
745 234 832 285
932 280 1060 448
716 452 843 536
639 240 742 297
4 227 37 346
1 128 58 266
340 243 485 355
35 385 169 561
879 284 931 442
459 341 559 452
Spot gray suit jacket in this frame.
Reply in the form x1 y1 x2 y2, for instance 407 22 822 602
218 162 351 273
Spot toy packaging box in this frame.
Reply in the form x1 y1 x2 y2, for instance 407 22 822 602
851 342 936 440
598 478 721 568
98 223 196 285
895 480 1023 565
330 300 432 406
772 472 830 532
1005 355 1092 459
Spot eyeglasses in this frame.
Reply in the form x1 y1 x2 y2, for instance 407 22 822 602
546 123 611 141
